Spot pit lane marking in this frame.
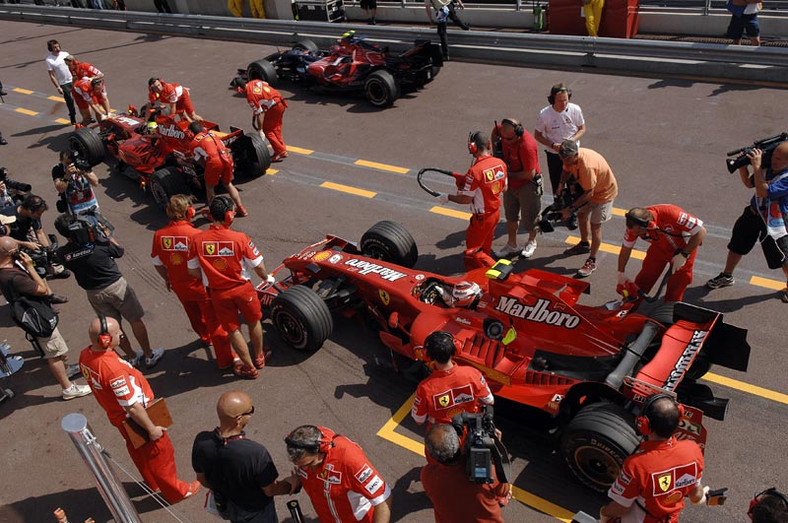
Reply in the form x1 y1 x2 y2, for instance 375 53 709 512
749 275 785 291
321 181 377 198
430 206 472 220
12 87 34 95
48 95 65 102
55 118 71 125
15 107 38 116
288 145 314 155
354 159 410 174
702 373 788 405
377 393 575 522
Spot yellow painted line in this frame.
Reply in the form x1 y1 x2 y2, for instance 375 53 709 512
377 394 577 521
612 207 627 217
749 275 785 291
430 206 472 220
320 181 376 198
12 87 34 95
15 108 38 116
354 159 410 174
565 236 645 260
266 168 278 175
55 118 71 125
288 145 314 155
49 95 65 102
703 373 788 405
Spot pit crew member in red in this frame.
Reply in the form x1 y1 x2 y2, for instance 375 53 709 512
244 77 288 162
600 394 707 523
151 195 236 370
64 55 110 114
188 121 247 217
411 331 494 428
187 196 273 380
617 205 707 303
285 425 392 523
72 77 107 127
436 131 506 271
79 316 201 504
148 77 202 122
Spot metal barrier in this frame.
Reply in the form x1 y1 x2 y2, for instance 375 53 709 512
1 5 786 82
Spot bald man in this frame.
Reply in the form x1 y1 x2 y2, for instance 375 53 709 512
192 391 296 522
80 316 200 504
0 236 91 400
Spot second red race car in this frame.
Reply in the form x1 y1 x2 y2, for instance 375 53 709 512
257 221 751 492
68 108 271 210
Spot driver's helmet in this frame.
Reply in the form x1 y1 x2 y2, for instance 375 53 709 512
339 30 356 45
451 281 482 308
146 121 158 135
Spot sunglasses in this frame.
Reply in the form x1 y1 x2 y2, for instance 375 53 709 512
238 405 255 417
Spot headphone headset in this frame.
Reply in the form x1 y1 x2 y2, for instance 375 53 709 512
501 118 524 137
186 206 196 221
285 428 335 454
468 131 479 154
47 40 56 52
210 195 235 225
98 315 112 349
635 393 684 437
625 210 656 230
748 488 788 520
425 330 456 360
547 85 573 105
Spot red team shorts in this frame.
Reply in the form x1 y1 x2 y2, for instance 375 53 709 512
204 160 233 187
209 281 263 332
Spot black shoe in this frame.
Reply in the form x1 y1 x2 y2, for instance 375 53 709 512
48 268 72 280
0 90 7 96
0 137 7 146
70 117 77 125
89 117 97 124
370 17 376 25
48 294 70 304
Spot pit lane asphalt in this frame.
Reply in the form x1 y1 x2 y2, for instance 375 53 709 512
0 21 786 523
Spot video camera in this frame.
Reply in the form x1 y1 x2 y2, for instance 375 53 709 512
66 211 114 244
537 180 583 233
452 406 511 485
0 167 32 195
726 132 787 174
24 234 60 279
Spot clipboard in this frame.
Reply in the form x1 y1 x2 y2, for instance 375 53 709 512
121 398 173 449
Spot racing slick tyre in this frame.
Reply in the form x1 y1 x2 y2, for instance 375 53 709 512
647 303 711 381
234 133 271 178
69 127 105 166
247 60 278 86
271 285 333 352
360 221 418 268
293 39 319 52
561 402 640 492
150 166 189 211
364 70 400 107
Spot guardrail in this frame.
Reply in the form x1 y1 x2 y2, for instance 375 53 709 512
2 5 786 83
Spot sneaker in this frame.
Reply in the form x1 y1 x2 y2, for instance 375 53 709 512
521 240 537 259
0 136 7 146
576 258 597 278
48 293 69 304
706 272 735 289
145 347 165 369
564 242 590 256
126 350 143 368
497 243 520 257
48 267 71 280
65 364 82 379
62 383 92 400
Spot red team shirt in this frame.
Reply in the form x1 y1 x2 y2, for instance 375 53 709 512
79 348 155 428
72 61 102 80
608 437 704 523
149 81 185 104
500 130 541 191
151 220 206 300
296 427 391 523
187 225 263 290
244 79 284 114
72 77 99 107
412 364 494 426
459 155 507 215
622 204 704 254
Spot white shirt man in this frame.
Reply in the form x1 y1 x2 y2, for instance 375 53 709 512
45 40 77 125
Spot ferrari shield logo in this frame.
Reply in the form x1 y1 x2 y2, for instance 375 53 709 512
485 169 494 181
253 85 262 94
658 474 672 492
162 237 172 249
379 290 390 306
438 394 450 408
204 242 217 255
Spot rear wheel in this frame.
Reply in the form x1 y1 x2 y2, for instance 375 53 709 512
561 402 640 492
271 286 333 352
293 39 318 52
360 221 418 268
247 60 278 86
364 70 400 107
234 133 271 179
69 127 105 166
150 166 189 210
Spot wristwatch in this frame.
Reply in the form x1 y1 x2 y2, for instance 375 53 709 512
679 250 691 259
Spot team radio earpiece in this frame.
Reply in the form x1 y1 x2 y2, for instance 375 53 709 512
425 330 456 359
468 131 478 154
285 429 335 454
500 118 524 137
547 85 573 105
748 488 788 520
98 315 112 349
635 393 684 437
625 210 656 230
186 206 196 220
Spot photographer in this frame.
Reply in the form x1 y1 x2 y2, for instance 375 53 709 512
0 194 71 280
421 423 510 523
0 167 33 209
706 142 788 303
54 214 164 368
0 236 91 401
52 149 101 218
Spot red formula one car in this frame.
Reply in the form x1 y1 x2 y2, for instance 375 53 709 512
257 221 751 491
233 32 443 107
68 108 271 210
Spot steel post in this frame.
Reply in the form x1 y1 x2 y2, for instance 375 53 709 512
61 413 142 523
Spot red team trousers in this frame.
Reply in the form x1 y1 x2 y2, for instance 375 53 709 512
635 243 697 302
263 102 287 156
117 428 191 503
175 290 236 369
466 210 500 258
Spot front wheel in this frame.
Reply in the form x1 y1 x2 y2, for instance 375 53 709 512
69 127 105 166
247 59 278 86
560 402 640 492
364 70 400 107
361 221 418 268
271 286 333 352
150 166 189 210
233 133 271 179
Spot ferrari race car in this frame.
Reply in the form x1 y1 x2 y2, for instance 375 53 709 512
257 221 751 492
231 33 443 107
68 108 271 210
